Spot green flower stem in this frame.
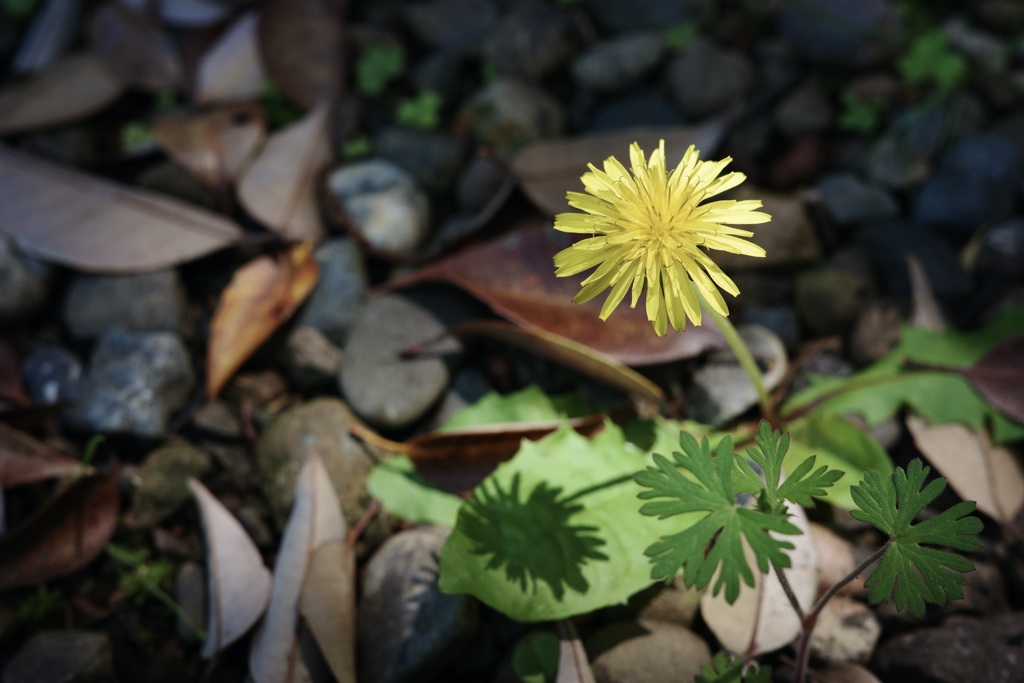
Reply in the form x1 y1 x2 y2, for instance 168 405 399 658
698 297 774 422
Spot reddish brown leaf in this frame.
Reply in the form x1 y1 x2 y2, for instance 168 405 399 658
258 0 344 111
962 335 1024 423
0 145 245 273
89 3 183 91
207 242 320 398
0 423 90 488
151 104 266 189
0 471 119 589
388 221 724 366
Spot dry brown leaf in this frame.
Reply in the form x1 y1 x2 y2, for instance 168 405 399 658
89 3 183 91
906 416 1024 527
258 0 344 111
0 52 125 136
701 503 819 657
299 539 356 683
207 242 319 399
188 478 272 659
907 253 946 332
556 620 597 683
512 122 729 216
194 11 267 105
237 103 331 241
151 104 267 189
0 471 119 589
0 423 90 488
0 145 244 272
250 453 346 683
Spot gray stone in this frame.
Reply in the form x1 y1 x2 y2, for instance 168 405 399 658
295 238 367 346
67 329 195 438
405 0 497 55
944 17 1008 72
849 299 903 367
712 186 821 272
0 237 51 325
458 78 564 156
481 0 577 78
124 442 212 529
795 248 877 337
2 630 114 683
325 160 430 256
791 349 854 394
780 0 903 69
571 33 665 94
62 269 188 341
586 90 682 132
358 526 478 683
340 293 462 430
455 155 510 213
584 0 709 34
737 306 801 353
191 399 241 438
815 173 899 225
665 38 752 121
375 127 466 194
410 51 463 102
586 621 712 683
859 222 972 303
978 217 1024 280
808 596 881 664
21 345 81 405
283 325 343 391
775 81 834 137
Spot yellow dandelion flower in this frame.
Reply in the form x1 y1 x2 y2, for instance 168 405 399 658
553 140 770 336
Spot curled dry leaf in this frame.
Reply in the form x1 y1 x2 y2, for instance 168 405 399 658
237 103 331 241
88 3 183 91
701 503 819 657
0 423 90 488
907 253 946 333
0 471 119 589
151 104 267 189
0 52 124 136
188 478 272 659
556 620 597 683
0 145 244 273
249 453 346 683
906 416 1024 527
961 335 1024 424
512 122 729 216
194 11 267 105
206 242 319 399
389 221 724 366
258 0 344 111
299 539 356 683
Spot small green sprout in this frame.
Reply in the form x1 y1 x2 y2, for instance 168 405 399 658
357 44 405 97
839 90 883 134
696 653 771 683
15 585 63 622
899 29 968 91
662 22 698 52
342 135 373 159
396 90 442 130
259 82 304 128
107 544 205 641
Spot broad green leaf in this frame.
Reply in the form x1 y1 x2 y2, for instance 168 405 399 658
850 459 982 617
695 653 772 683
901 308 1024 368
636 432 801 603
439 385 588 431
785 414 892 509
438 423 694 622
366 456 463 527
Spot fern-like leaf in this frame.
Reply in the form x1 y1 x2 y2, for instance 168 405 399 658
694 652 771 683
740 421 844 512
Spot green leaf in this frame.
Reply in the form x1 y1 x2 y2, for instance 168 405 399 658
396 90 442 131
635 432 801 603
850 459 982 617
695 652 771 683
512 631 559 683
738 421 843 513
356 44 405 97
439 385 588 431
438 422 695 622
366 456 463 527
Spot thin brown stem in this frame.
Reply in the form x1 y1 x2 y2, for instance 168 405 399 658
772 562 805 621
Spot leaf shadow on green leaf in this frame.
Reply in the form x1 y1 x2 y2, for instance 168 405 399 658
458 472 609 601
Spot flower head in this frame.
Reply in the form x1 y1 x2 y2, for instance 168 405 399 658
553 141 770 336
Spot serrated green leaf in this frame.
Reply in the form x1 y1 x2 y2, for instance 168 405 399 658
850 459 983 617
366 456 463 526
635 432 801 603
739 421 843 513
439 385 588 431
695 652 771 683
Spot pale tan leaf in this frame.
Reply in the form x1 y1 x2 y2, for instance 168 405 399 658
0 145 244 272
250 453 346 683
188 478 272 659
237 103 330 241
701 503 819 657
206 242 319 398
0 53 124 136
299 540 355 683
151 104 266 188
555 620 596 683
907 253 946 332
89 3 183 91
195 11 268 105
906 416 1024 526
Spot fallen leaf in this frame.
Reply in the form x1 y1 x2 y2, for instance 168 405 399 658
207 242 319 398
249 453 346 683
188 478 272 658
907 253 946 332
258 0 344 111
151 104 266 189
0 52 125 136
556 620 597 683
10 0 83 75
0 145 244 272
194 11 267 105
0 471 119 589
961 335 1024 423
906 416 1024 527
237 103 331 241
89 3 183 91
388 222 725 366
701 503 818 657
0 423 89 487
299 539 356 683
512 122 729 216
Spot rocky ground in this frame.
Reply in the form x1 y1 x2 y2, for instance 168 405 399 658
1 0 1024 682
